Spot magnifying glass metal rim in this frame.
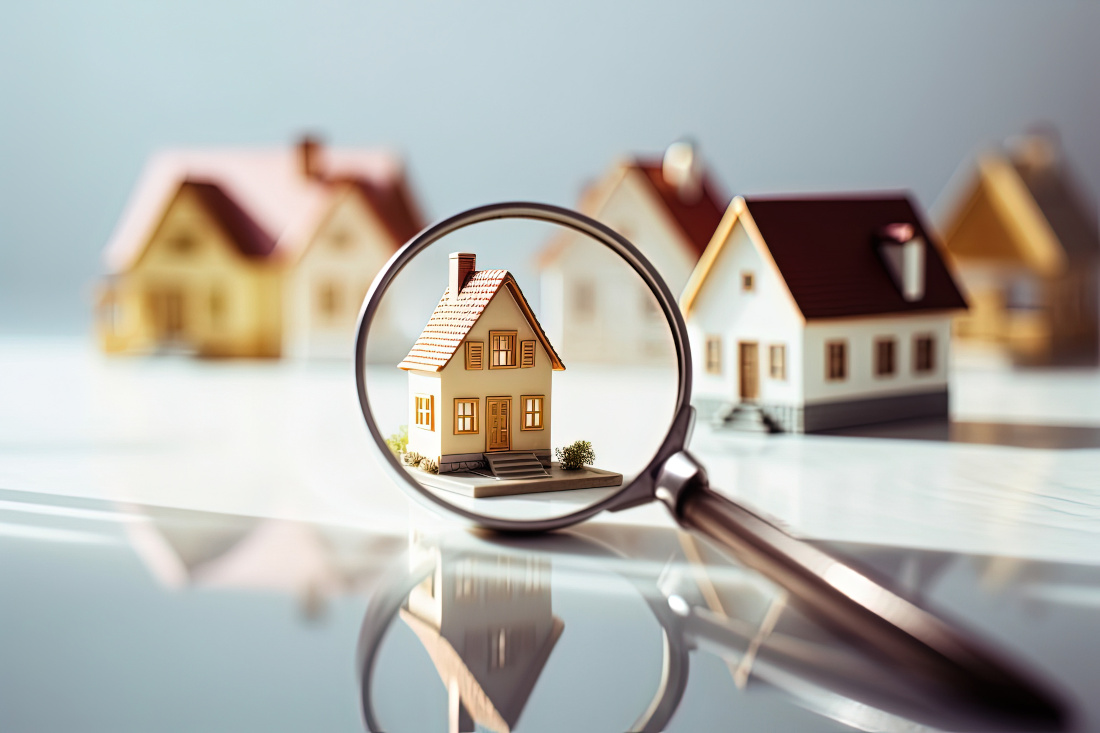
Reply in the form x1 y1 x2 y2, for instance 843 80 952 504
354 201 695 532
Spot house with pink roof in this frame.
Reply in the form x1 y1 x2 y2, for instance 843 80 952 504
96 136 424 358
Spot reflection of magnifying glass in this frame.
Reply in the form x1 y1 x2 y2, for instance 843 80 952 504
355 202 1066 729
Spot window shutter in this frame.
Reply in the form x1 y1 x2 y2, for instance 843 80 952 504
520 340 536 368
465 341 483 370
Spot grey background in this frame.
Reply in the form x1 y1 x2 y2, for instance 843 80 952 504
1 0 1097 335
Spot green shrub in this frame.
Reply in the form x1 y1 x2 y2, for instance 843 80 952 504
403 451 423 467
555 440 595 470
418 457 439 474
385 426 409 456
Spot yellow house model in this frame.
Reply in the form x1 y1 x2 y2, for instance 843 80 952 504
940 132 1099 365
399 253 566 477
96 137 423 359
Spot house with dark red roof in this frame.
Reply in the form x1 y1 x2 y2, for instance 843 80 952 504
536 141 728 364
681 195 967 433
96 136 423 358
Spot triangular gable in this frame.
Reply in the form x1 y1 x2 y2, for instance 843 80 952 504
398 270 566 372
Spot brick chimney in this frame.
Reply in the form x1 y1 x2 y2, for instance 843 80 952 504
662 139 702 203
877 223 926 302
449 252 476 300
298 135 324 180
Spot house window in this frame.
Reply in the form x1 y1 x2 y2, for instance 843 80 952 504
465 341 484 370
914 335 935 373
329 229 351 249
705 336 722 375
454 398 479 434
520 340 536 368
414 394 435 431
169 232 195 254
490 331 517 368
318 281 341 318
741 271 755 292
209 287 225 329
522 396 544 430
826 341 847 381
769 344 786 379
573 280 596 319
875 338 896 377
640 290 661 320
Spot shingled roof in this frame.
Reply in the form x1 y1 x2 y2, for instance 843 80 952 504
683 195 968 320
398 269 566 372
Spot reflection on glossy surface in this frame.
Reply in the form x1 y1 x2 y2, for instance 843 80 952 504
401 548 563 733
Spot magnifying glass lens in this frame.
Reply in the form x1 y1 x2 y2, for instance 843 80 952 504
361 217 680 523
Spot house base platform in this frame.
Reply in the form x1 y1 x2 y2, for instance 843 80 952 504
408 463 623 499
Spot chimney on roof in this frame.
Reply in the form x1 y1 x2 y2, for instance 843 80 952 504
449 252 476 300
1011 126 1061 172
662 140 702 203
298 135 324 180
877 223 926 302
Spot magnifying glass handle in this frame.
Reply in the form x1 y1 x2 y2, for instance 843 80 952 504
657 452 1067 730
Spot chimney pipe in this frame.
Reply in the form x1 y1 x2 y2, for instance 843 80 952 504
449 252 476 300
298 135 323 180
877 223 926 302
662 140 702 203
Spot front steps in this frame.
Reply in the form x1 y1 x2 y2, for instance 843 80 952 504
714 403 778 433
483 451 550 480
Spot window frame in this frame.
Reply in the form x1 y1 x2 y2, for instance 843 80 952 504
489 331 518 369
769 344 786 380
465 341 484 370
825 340 848 382
704 335 722 375
520 340 536 368
874 337 897 377
453 398 479 435
913 334 936 373
521 395 545 431
414 393 435 431
741 271 755 292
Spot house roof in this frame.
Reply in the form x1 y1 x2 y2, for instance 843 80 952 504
398 270 566 372
536 154 728 268
1013 157 1099 260
104 144 424 273
682 195 968 320
184 181 277 258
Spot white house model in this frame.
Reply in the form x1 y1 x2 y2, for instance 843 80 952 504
537 142 728 364
681 196 968 433
400 253 566 476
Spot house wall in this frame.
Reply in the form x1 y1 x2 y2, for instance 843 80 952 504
284 188 397 360
406 286 554 470
686 220 804 410
97 186 282 357
802 313 953 403
539 167 695 365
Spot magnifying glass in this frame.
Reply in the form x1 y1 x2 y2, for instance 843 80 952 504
355 202 1067 729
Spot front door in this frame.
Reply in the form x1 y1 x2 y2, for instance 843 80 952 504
486 397 511 451
738 342 759 401
149 288 186 342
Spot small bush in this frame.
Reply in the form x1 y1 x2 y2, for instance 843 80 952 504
418 457 439 474
403 451 423 467
385 426 409 456
555 440 595 470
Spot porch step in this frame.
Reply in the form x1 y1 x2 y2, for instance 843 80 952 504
714 403 778 434
483 452 550 480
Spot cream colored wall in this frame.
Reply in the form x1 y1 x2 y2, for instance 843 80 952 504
686 220 804 406
538 168 693 365
438 288 554 457
285 188 397 359
802 314 953 404
407 370 443 460
99 186 282 357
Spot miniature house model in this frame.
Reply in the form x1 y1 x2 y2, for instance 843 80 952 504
681 196 968 433
96 136 423 359
537 141 728 363
400 551 563 733
939 132 1099 365
400 253 566 476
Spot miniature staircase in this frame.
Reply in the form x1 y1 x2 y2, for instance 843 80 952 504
483 452 550 480
714 403 778 434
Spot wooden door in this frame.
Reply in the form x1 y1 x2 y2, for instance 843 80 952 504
149 288 185 341
486 397 511 451
738 342 759 401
